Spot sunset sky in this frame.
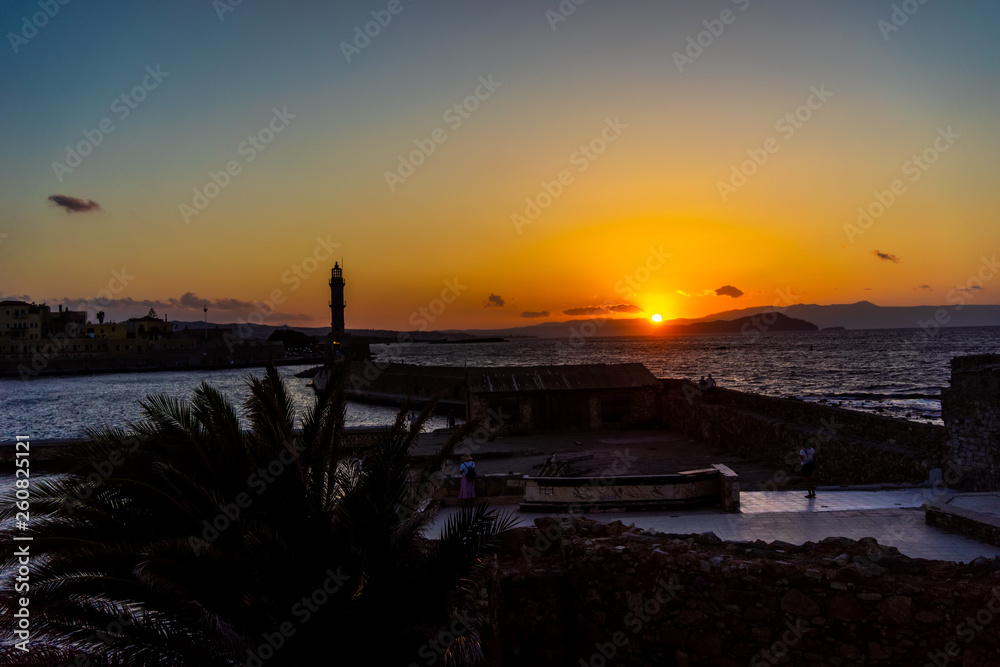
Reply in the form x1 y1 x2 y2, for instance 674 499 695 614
2 0 998 330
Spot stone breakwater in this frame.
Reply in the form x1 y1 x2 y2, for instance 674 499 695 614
493 518 1000 666
661 380 948 488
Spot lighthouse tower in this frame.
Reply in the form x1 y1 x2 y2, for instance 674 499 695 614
329 262 346 344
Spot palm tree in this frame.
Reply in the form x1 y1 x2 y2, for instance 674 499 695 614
0 362 516 666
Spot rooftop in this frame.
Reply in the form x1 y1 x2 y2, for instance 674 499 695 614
466 363 660 394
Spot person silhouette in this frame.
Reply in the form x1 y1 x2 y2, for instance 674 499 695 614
800 441 817 498
459 453 476 502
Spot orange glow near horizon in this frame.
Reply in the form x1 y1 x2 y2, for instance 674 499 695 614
2 3 999 331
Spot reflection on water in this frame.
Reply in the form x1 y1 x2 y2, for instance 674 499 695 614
1 364 450 440
373 327 1000 424
2 327 998 439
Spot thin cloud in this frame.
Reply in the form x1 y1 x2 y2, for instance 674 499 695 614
607 304 642 314
563 304 641 317
873 250 900 263
675 289 716 298
485 294 505 308
957 285 984 293
715 285 744 299
915 285 933 291
48 194 101 213
563 306 606 317
520 311 550 319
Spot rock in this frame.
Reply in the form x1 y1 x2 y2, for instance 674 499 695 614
878 596 912 625
869 642 893 660
829 594 866 623
836 643 861 659
677 609 706 625
915 609 944 624
781 589 820 617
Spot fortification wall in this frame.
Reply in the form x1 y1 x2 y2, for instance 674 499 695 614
659 380 948 488
942 355 1000 491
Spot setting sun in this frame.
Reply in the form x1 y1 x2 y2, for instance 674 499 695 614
652 314 663 323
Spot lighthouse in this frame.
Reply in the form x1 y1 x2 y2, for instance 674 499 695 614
329 262 346 344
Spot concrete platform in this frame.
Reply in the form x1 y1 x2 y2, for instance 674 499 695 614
430 490 1000 563
412 429 781 489
925 492 1000 548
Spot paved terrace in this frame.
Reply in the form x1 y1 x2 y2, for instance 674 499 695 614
416 429 1000 562
430 489 1000 563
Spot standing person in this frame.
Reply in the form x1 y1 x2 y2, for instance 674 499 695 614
698 376 707 396
799 440 817 498
705 374 717 400
459 453 476 501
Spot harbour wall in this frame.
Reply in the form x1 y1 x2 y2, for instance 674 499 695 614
942 355 1000 491
660 380 949 488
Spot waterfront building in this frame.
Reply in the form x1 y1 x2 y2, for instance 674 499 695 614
465 363 662 434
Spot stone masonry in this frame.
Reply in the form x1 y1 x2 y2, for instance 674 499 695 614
942 355 1000 491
